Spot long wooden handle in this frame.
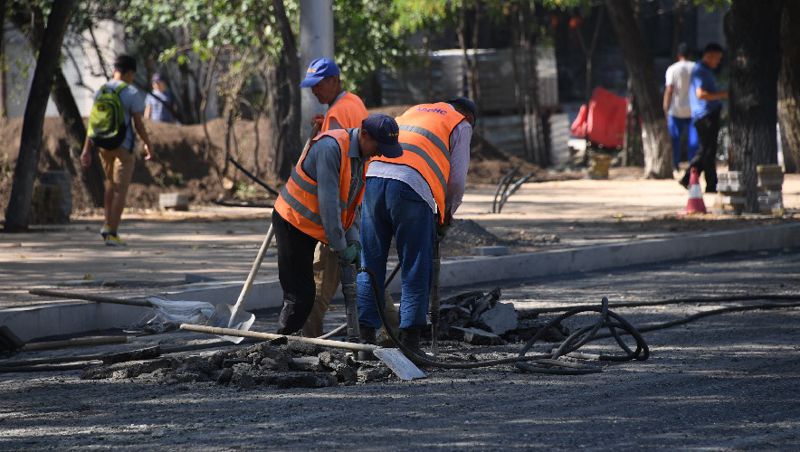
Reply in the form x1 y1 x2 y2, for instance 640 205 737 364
227 225 275 327
225 125 320 327
28 289 151 307
180 323 378 352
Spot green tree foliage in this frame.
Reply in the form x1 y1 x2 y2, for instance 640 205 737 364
333 0 409 92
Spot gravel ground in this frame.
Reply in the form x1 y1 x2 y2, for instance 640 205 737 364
1 249 799 450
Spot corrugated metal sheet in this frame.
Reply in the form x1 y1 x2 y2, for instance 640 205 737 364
379 46 559 111
479 115 526 156
476 113 569 165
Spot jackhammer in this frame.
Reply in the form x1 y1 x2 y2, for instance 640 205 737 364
339 261 361 343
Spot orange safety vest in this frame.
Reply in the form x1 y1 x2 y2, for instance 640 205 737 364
322 92 369 131
372 102 465 223
274 129 366 244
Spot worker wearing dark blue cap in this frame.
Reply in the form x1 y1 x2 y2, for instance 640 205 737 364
298 57 378 339
356 99 476 356
273 114 402 335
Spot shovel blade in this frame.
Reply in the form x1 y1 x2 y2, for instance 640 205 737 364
206 304 256 344
373 348 426 380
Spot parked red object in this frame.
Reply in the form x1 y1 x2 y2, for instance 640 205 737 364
570 87 628 148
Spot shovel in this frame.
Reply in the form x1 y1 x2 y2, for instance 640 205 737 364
205 225 273 343
180 323 426 381
209 125 321 343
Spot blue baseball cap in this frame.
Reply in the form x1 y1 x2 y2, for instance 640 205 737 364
300 57 340 88
362 114 403 158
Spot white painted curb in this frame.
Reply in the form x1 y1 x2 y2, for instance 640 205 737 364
3 223 799 342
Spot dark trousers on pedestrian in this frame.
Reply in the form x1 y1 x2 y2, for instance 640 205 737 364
272 209 318 335
681 109 720 192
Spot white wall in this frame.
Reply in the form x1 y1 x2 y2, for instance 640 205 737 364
3 20 126 118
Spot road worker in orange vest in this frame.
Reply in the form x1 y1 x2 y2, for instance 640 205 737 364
298 57 375 338
355 98 477 356
272 113 402 335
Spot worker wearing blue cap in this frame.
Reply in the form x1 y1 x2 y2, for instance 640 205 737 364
273 114 403 335
297 57 382 339
356 98 477 357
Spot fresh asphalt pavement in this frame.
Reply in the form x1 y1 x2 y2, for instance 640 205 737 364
1 248 799 450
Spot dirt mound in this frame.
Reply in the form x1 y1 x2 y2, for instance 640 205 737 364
0 117 273 212
0 106 547 213
441 218 504 255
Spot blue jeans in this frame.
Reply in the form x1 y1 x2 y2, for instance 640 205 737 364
357 177 435 329
668 115 698 169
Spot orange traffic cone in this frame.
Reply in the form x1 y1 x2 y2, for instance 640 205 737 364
684 167 707 214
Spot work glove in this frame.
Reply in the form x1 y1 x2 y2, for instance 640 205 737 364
436 213 453 240
337 240 361 267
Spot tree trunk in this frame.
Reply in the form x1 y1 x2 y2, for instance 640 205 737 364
575 6 603 106
671 0 687 59
623 76 644 167
270 0 301 181
725 0 782 213
468 0 481 106
457 1 472 99
4 0 77 231
0 0 7 119
51 71 105 206
604 0 672 178
511 2 548 167
10 2 105 207
778 0 800 173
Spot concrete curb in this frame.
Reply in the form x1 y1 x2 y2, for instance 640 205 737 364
4 223 799 342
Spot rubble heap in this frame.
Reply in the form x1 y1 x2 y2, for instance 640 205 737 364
437 288 569 345
81 338 390 389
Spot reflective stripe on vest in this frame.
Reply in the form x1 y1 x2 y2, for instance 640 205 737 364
274 129 365 244
372 102 465 223
322 92 369 131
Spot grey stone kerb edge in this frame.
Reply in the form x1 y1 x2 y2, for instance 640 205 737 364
3 223 799 342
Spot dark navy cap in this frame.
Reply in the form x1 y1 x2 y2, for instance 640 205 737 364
300 57 340 88
362 114 402 158
446 97 478 124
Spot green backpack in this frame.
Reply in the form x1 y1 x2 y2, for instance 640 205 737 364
88 82 127 150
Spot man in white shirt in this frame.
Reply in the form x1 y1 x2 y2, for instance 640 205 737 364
663 43 698 172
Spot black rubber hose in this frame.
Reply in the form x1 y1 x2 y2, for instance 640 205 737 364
359 267 647 374
521 294 800 315
360 266 800 374
591 300 800 341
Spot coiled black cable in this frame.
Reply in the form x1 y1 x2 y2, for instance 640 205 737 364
359 267 649 375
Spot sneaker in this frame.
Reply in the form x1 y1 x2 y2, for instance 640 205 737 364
100 224 111 239
104 234 127 247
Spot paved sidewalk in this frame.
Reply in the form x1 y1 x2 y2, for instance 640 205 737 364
1 173 798 308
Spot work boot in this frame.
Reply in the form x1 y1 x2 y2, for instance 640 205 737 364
357 325 377 361
399 326 427 364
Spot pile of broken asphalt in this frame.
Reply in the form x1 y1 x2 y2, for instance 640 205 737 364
77 289 568 389
82 338 391 389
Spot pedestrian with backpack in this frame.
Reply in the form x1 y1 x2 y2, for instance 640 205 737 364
80 55 154 246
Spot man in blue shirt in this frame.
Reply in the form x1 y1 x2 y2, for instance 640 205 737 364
144 73 176 123
680 43 728 192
